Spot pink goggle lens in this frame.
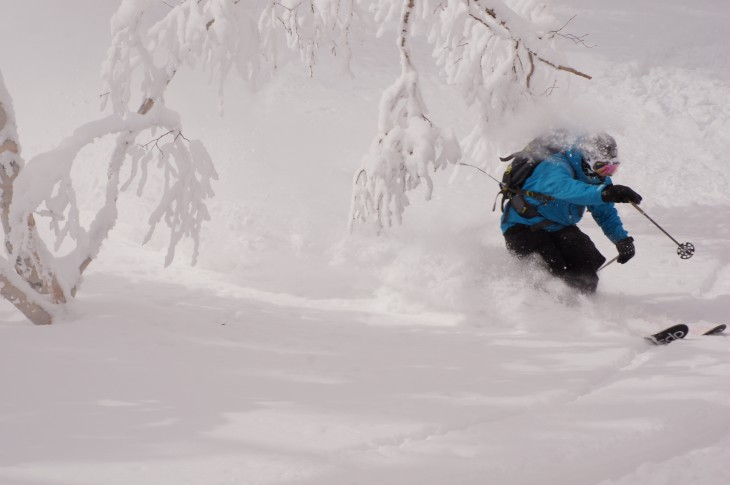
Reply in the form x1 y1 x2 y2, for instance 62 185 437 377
592 160 621 177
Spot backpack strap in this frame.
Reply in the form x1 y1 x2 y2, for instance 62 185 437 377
500 186 554 217
499 153 518 162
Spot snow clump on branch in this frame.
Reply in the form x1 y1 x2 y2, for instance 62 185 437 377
349 69 461 230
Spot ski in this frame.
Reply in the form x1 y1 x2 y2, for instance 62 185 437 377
645 323 725 345
702 324 726 336
645 324 688 345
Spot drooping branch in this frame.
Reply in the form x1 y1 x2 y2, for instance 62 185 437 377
349 0 461 230
260 0 359 77
80 0 222 282
471 0 591 81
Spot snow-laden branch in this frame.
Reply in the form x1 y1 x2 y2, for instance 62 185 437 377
471 0 591 79
259 0 360 77
102 0 262 116
101 0 159 115
414 0 592 173
8 105 217 295
428 0 589 109
140 131 217 266
349 0 460 230
7 114 154 299
151 0 261 103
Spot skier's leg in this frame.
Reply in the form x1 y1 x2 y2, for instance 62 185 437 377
504 225 569 278
552 225 606 294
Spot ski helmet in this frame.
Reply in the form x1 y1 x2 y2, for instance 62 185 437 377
578 133 621 177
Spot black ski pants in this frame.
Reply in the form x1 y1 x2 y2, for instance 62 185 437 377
504 224 606 294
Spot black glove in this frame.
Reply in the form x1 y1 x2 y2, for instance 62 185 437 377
602 184 643 204
616 237 635 264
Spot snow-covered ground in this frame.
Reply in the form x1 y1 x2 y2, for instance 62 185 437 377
1 1 729 484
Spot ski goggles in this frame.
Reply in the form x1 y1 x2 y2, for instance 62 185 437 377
592 159 621 177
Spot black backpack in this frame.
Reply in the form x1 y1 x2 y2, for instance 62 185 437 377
497 131 571 219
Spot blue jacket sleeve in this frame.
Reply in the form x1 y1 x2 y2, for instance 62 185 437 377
526 160 605 205
589 202 629 244
527 160 629 243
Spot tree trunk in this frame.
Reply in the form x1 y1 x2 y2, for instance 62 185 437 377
0 102 57 324
0 274 53 324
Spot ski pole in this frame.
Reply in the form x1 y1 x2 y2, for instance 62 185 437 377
598 255 618 272
630 202 695 259
459 162 501 184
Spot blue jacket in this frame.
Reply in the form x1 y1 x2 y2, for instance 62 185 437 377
500 148 629 244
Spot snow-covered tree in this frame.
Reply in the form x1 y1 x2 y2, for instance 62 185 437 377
0 0 588 324
348 0 591 229
259 0 362 76
349 0 461 230
0 0 234 324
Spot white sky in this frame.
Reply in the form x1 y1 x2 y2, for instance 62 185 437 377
0 1 120 151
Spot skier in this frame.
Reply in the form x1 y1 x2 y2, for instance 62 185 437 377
501 132 642 294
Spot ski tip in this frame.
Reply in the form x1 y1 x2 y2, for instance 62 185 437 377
703 323 727 336
646 324 689 345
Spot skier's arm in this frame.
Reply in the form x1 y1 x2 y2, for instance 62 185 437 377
527 161 604 206
588 203 629 244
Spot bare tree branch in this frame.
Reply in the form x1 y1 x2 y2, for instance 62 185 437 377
534 56 591 80
400 0 416 68
470 0 592 81
548 15 596 48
